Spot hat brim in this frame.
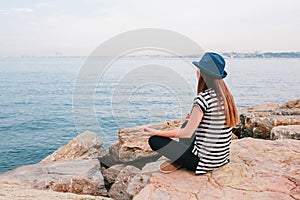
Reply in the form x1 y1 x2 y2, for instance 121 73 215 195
192 61 227 79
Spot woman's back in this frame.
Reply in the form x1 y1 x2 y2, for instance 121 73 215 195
192 88 232 175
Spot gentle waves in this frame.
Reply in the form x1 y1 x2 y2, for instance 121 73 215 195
0 57 299 172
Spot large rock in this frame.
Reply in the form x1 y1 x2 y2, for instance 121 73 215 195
110 119 185 162
0 182 113 200
41 131 108 163
270 125 300 140
238 99 300 139
133 138 300 200
0 159 107 196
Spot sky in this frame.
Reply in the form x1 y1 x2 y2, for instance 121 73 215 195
0 0 299 57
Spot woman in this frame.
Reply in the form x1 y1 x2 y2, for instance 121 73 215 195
143 52 239 175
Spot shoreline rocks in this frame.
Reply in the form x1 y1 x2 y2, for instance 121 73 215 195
0 98 300 200
0 131 109 198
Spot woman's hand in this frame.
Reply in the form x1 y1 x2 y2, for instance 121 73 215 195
185 113 190 119
143 126 159 136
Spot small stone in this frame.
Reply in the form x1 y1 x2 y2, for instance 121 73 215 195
141 158 167 174
108 165 140 200
102 164 126 190
126 174 150 197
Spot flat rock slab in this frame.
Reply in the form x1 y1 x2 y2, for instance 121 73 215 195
0 159 107 196
0 183 112 200
134 138 300 200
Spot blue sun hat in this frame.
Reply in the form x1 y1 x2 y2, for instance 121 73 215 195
192 52 227 79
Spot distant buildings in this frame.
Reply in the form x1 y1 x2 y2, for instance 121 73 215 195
222 52 300 58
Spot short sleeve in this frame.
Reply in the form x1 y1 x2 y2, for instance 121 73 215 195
193 93 208 113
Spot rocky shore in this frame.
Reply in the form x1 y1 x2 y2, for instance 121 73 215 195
0 98 299 200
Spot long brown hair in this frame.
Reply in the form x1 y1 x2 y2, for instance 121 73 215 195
197 73 239 127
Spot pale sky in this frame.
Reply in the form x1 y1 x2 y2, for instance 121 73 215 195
0 0 299 57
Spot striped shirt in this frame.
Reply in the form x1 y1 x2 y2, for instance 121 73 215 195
192 88 232 175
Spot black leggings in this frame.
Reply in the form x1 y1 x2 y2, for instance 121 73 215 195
148 135 199 171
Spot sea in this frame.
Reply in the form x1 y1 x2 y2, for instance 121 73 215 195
0 57 299 173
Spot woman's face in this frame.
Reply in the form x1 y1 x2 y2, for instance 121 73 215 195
196 68 200 81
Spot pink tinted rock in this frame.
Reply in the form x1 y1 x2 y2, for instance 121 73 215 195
133 138 300 200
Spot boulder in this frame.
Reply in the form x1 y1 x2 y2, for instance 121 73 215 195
108 165 141 200
110 119 185 163
41 131 108 163
133 138 300 200
0 159 107 196
270 125 300 140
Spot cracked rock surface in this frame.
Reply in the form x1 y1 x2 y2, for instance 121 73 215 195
133 138 300 200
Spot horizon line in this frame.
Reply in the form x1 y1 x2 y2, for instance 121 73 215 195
0 51 299 58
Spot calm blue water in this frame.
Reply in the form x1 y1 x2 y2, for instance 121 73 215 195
0 57 299 172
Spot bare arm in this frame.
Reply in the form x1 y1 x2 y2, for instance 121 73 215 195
143 106 203 138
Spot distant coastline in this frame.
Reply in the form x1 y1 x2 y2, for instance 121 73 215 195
222 52 300 58
184 52 300 59
1 52 299 59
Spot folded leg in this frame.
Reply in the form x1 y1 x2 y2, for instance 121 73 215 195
148 135 198 171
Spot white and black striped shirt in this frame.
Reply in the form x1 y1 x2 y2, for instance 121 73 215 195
192 88 232 175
